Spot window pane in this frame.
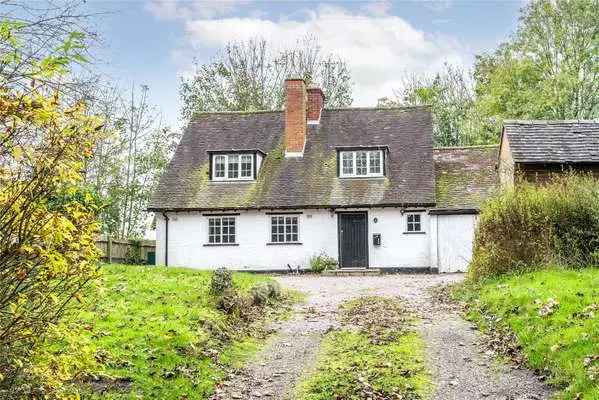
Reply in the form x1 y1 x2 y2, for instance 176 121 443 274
342 152 354 175
414 214 420 223
228 155 239 178
214 155 225 178
369 151 381 174
356 151 367 175
241 154 252 177
407 215 414 223
270 215 300 242
414 223 421 232
407 223 414 232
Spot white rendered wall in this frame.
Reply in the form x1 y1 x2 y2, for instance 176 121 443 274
155 210 337 270
367 209 430 269
433 214 477 273
155 208 432 271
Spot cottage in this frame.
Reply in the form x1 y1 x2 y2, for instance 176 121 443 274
499 120 599 186
149 79 498 273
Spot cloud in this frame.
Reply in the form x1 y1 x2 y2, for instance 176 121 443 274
145 0 242 20
177 4 468 105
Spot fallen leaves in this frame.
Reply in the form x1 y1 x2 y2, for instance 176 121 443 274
536 298 559 317
339 296 411 345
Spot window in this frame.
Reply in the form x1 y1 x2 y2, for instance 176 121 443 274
339 150 383 177
270 215 299 243
212 153 254 180
208 216 236 244
214 155 226 178
406 213 422 232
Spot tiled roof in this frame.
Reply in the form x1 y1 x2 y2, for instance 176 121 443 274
433 145 499 209
504 120 599 163
149 107 436 211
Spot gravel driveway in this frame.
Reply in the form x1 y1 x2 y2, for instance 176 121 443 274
211 274 553 400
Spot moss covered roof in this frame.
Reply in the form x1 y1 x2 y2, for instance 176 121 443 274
433 145 499 209
149 107 436 211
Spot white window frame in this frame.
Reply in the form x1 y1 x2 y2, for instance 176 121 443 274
339 150 384 178
406 213 422 233
269 215 300 243
212 153 254 181
207 216 237 244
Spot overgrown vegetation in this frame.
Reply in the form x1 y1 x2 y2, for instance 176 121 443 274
452 268 599 399
0 18 104 398
297 296 430 400
33 265 294 399
309 252 338 273
469 174 599 280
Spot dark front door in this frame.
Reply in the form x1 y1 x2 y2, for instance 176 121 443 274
338 212 368 268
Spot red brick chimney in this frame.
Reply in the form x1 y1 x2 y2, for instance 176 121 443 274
307 87 325 123
284 78 307 156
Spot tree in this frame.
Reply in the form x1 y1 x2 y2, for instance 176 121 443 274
180 36 353 120
0 0 98 97
0 19 103 397
378 64 496 146
84 84 180 238
474 0 599 121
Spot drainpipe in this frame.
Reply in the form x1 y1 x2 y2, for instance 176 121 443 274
162 211 169 266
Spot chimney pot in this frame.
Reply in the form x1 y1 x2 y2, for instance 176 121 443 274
307 87 325 123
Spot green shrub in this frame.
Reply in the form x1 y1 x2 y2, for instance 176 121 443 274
470 174 599 280
210 267 233 294
309 252 337 273
249 280 282 305
265 280 282 299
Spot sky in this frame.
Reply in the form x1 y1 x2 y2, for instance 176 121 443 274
90 0 525 129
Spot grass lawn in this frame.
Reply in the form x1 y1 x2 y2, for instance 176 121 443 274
45 264 293 399
454 267 599 399
297 296 431 400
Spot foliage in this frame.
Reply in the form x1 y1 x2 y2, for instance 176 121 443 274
383 0 598 144
453 268 599 399
124 240 143 265
0 18 103 398
0 1 97 94
379 64 497 146
474 0 599 121
39 264 294 399
297 296 430 400
210 267 234 295
84 84 180 238
250 280 281 305
180 36 353 120
469 174 599 280
309 252 338 273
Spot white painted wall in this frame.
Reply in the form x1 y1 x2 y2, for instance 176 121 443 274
367 209 430 269
433 214 477 273
155 208 432 271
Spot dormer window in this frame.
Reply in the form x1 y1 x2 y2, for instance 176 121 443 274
211 152 257 181
339 149 384 178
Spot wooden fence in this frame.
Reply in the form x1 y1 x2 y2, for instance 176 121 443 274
96 237 156 265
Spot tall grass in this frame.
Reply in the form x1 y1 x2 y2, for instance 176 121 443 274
469 174 599 280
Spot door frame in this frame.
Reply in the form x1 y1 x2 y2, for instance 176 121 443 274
336 211 369 269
